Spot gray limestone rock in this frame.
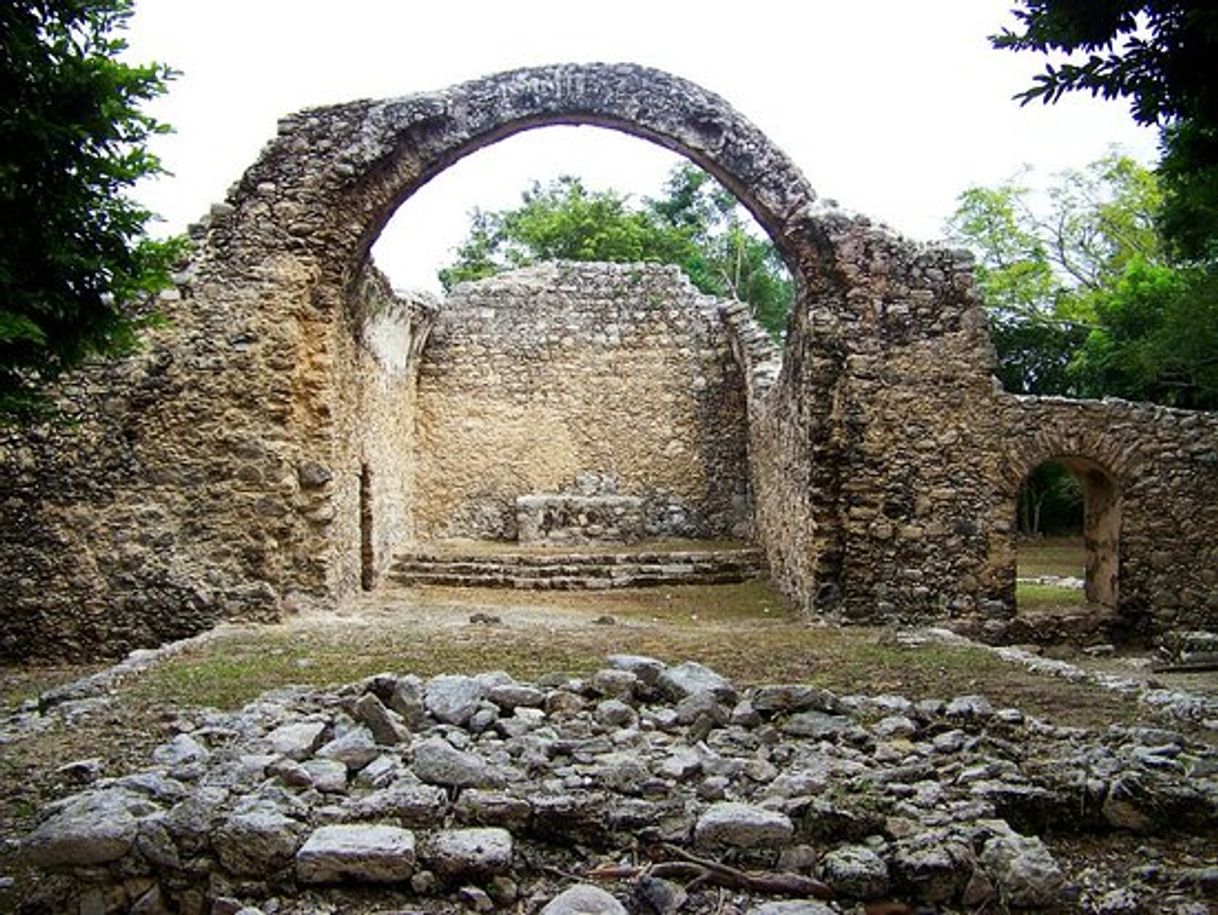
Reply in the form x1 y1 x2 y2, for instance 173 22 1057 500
594 698 637 727
745 904 835 915
751 685 842 715
317 726 380 771
301 758 348 793
264 721 327 760
387 676 428 728
213 807 303 876
590 668 640 700
873 715 918 740
296 823 416 883
424 827 513 880
890 835 973 903
783 711 852 739
425 674 486 725
455 790 532 828
151 734 209 769
412 736 503 788
541 884 628 914
979 827 1064 908
354 692 409 745
343 782 447 825
353 753 403 789
693 801 793 848
606 654 666 686
657 661 737 704
946 694 994 721
23 791 139 867
487 683 546 710
820 844 890 899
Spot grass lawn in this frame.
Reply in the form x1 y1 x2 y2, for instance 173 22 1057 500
1017 535 1085 579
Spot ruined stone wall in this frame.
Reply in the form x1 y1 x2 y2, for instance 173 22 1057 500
414 262 751 542
0 245 432 660
745 212 1218 638
996 397 1218 637
327 271 435 593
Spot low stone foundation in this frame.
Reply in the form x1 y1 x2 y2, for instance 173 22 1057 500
19 657 1218 914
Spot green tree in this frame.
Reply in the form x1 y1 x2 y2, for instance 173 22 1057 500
439 165 793 338
992 1 1218 260
0 0 182 422
947 154 1157 395
948 153 1217 408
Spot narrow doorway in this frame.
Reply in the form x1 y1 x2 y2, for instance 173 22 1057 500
360 463 374 591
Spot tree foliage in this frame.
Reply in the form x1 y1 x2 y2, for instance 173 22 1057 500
439 164 794 338
1018 461 1082 537
947 153 1217 409
0 0 182 422
993 1 1218 260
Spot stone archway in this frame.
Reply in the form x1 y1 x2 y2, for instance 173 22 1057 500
1018 455 1122 606
216 63 830 313
194 63 847 607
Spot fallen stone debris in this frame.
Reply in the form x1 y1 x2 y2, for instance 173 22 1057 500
15 657 1218 914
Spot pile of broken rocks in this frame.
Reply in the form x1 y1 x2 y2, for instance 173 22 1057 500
19 657 1218 914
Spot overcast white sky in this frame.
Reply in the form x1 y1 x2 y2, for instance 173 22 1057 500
124 0 1158 293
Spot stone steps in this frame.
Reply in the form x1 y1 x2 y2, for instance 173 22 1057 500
388 546 767 590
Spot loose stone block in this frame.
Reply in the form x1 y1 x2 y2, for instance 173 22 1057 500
296 824 416 883
693 802 793 849
424 827 513 880
541 884 628 915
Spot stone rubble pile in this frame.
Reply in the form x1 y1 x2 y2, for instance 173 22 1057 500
20 658 1218 914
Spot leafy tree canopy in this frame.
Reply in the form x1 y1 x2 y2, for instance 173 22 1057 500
947 153 1218 409
439 164 794 338
0 0 183 422
993 1 1218 260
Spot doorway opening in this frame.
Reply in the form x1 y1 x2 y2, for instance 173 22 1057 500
360 463 374 591
1016 456 1120 610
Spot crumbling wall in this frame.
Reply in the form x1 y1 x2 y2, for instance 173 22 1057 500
741 211 1218 639
0 250 433 660
328 270 436 593
3 63 1217 660
995 396 1218 637
414 262 751 542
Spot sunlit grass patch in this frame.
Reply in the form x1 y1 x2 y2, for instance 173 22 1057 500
1017 581 1087 610
1018 536 1085 579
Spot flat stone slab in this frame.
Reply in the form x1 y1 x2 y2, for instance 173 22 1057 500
424 826 513 879
23 791 139 867
693 802 793 848
296 824 416 883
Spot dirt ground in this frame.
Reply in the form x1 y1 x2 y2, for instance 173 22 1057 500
1 573 1216 913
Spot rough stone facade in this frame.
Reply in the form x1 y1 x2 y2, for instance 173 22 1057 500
1 62 1216 659
414 262 750 542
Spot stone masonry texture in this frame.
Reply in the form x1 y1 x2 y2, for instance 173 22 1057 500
1 62 1216 659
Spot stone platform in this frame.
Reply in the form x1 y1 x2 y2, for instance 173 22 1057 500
388 542 767 590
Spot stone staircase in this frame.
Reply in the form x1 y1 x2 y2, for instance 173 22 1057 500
388 544 768 590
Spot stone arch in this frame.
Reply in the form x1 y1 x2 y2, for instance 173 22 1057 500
998 409 1139 610
196 63 846 605
223 63 829 315
1016 454 1122 606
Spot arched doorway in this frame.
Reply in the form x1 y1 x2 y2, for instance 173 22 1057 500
1017 455 1121 608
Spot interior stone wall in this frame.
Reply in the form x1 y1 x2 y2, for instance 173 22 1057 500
414 262 751 542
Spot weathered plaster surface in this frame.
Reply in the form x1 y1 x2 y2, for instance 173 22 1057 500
414 262 750 542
